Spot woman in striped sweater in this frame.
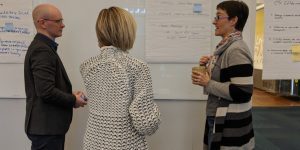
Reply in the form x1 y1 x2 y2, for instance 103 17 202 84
192 1 255 149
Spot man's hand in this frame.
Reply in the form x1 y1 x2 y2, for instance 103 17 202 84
73 91 88 108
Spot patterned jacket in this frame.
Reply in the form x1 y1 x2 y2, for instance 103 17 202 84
80 46 161 150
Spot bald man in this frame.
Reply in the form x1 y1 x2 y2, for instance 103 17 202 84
24 4 87 150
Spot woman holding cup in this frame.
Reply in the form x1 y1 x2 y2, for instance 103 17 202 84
192 1 255 149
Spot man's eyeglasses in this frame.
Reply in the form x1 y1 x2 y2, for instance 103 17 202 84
43 18 64 24
214 16 229 21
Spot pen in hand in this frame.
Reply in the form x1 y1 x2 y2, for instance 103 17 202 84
81 94 88 101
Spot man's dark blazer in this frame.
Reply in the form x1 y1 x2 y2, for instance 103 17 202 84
24 33 76 135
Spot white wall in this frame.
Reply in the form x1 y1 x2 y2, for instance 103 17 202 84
0 99 30 150
0 0 255 150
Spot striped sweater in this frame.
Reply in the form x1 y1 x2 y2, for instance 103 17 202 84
204 39 255 150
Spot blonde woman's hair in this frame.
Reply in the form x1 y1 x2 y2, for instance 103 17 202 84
96 6 137 51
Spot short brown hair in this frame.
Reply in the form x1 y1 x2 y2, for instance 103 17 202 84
217 1 249 31
96 6 136 51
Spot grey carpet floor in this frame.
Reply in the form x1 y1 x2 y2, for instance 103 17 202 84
253 107 300 150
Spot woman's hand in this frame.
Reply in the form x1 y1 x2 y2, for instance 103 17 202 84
191 70 210 86
199 55 212 66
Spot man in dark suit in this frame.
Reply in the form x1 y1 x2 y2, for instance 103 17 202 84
24 4 87 150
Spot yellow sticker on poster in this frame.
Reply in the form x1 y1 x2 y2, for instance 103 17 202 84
291 45 300 62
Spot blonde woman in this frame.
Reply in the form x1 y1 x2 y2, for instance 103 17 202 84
80 7 161 150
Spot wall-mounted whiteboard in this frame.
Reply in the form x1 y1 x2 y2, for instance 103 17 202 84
0 0 33 63
0 64 26 98
0 0 255 100
0 0 33 98
145 0 212 63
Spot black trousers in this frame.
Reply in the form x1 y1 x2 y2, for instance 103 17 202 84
27 134 65 150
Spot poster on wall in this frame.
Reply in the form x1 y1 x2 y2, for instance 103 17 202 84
0 0 33 63
145 0 212 63
263 0 300 79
